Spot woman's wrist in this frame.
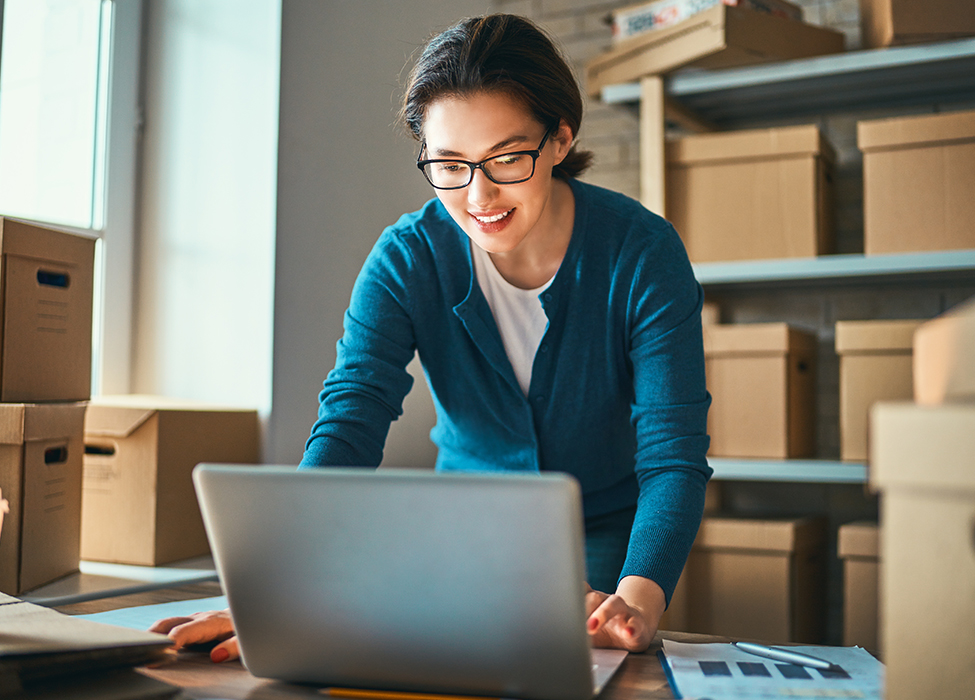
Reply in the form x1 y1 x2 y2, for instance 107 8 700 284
616 575 666 629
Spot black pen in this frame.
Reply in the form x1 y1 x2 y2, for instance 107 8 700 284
732 642 836 670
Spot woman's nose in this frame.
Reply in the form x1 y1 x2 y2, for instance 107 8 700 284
467 167 499 207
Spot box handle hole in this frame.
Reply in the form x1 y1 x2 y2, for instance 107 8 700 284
85 443 116 457
37 269 70 288
44 446 68 464
797 361 809 372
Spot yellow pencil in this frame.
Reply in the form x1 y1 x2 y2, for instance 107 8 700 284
322 688 499 700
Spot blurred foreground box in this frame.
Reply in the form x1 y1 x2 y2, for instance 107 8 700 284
871 402 975 699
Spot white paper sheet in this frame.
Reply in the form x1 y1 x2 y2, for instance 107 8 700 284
660 640 884 699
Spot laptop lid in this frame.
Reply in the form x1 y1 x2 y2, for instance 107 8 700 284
193 465 598 700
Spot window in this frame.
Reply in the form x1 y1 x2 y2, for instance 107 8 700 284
0 0 110 229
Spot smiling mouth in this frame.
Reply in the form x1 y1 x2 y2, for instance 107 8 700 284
472 209 512 223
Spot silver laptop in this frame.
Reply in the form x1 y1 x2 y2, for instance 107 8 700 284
193 464 627 700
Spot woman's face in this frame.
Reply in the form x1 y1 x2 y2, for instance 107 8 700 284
421 91 570 258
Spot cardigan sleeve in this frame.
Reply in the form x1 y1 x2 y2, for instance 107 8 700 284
300 231 419 468
618 219 712 605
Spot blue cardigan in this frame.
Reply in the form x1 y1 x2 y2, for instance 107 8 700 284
301 178 711 602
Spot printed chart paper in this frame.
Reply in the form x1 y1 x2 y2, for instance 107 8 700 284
661 640 883 699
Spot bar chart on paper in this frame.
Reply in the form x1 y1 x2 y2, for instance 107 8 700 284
660 640 883 699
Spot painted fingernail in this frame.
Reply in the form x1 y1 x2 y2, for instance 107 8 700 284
626 626 636 636
211 647 229 663
587 618 598 632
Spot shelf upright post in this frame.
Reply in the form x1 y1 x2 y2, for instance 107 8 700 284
639 74 666 217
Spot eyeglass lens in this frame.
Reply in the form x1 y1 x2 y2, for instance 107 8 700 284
423 152 535 189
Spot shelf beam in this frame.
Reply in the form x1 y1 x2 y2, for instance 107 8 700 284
709 458 868 484
692 249 975 288
602 37 975 125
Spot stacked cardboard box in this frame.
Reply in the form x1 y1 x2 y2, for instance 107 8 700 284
661 516 827 643
586 3 843 97
870 297 975 698
860 0 975 48
859 108 975 255
835 319 922 461
81 395 260 565
610 0 803 43
0 218 96 594
704 323 817 458
838 521 880 654
667 125 835 263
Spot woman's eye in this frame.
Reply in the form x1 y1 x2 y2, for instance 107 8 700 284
436 162 464 173
496 155 522 166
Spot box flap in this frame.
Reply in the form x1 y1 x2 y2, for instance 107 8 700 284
835 319 924 354
858 109 975 152
704 323 816 355
871 402 975 492
695 516 825 552
0 217 96 267
914 296 975 405
0 404 26 445
22 403 88 441
84 405 157 438
838 521 879 558
667 124 833 165
90 394 256 413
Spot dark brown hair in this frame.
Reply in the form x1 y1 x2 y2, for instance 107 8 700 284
400 14 593 179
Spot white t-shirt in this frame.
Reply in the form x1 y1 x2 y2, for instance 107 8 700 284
471 242 554 396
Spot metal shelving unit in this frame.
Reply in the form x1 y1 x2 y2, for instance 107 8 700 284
601 36 975 124
708 458 867 484
596 38 975 485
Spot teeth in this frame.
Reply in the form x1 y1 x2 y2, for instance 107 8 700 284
474 210 510 223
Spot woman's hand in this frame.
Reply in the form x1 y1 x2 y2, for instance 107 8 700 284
585 575 665 653
148 609 239 663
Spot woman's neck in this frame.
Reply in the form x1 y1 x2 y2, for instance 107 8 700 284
488 178 575 290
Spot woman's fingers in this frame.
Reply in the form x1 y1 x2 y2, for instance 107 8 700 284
586 593 653 652
148 609 235 651
586 593 630 633
209 636 240 663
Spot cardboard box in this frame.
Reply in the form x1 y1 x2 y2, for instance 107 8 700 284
838 521 880 654
586 3 844 97
0 402 86 594
666 125 835 263
665 516 827 643
871 402 975 699
859 109 975 255
81 395 260 566
611 0 803 43
704 323 817 458
0 218 96 402
835 319 922 461
860 0 975 48
914 296 975 405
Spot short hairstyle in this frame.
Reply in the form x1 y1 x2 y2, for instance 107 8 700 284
400 14 593 179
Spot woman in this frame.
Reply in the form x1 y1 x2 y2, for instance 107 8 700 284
152 13 710 661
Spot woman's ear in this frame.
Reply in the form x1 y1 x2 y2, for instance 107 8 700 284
551 119 574 166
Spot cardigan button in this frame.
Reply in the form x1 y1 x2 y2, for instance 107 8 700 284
543 293 553 302
540 344 548 353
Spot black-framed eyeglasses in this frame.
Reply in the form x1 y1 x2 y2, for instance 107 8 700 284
416 127 553 190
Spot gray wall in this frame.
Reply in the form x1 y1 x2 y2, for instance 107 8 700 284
269 0 489 465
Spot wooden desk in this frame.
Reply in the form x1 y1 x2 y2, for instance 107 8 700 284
57 582 731 700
